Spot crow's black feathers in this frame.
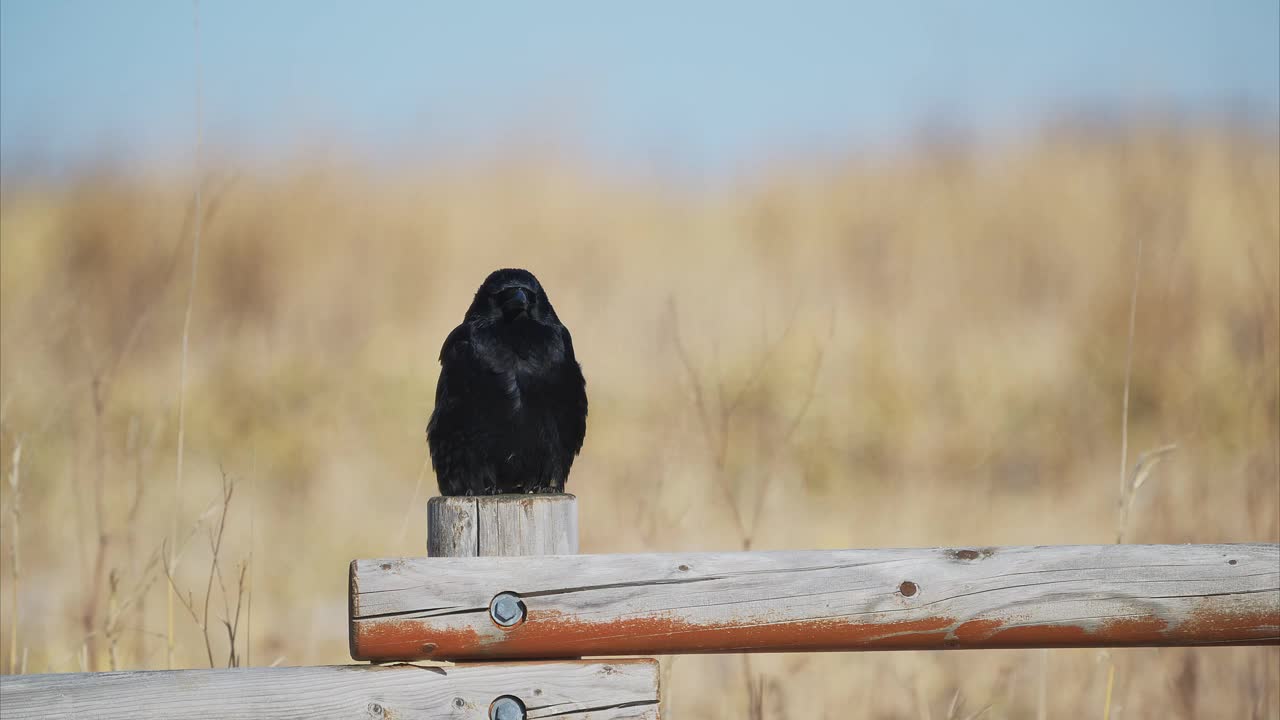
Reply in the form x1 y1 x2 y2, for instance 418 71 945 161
426 268 588 495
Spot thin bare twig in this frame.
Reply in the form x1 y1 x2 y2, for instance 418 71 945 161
162 471 239 669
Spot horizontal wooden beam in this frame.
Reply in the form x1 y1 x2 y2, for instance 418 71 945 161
350 543 1280 661
0 661 659 720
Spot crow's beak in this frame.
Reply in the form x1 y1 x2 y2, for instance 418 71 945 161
498 287 531 316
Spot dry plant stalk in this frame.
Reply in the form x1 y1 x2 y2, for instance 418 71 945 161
81 376 110 669
123 416 163 666
1102 221 1178 719
944 689 992 720
6 440 22 674
1116 234 1145 524
170 0 206 670
1116 444 1178 545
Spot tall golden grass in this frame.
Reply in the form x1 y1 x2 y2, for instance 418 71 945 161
1 120 1277 717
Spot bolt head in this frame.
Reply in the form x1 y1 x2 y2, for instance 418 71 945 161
489 592 525 627
490 695 526 720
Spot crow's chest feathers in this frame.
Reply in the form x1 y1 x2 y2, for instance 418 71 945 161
472 324 566 416
499 360 557 415
499 368 525 413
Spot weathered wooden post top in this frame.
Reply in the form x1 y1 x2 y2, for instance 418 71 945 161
426 494 579 557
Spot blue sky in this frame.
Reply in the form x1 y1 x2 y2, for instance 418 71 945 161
2 1 1277 176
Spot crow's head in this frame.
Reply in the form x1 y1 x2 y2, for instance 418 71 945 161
465 268 562 329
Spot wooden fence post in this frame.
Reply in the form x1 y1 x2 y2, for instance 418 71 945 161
427 494 578 557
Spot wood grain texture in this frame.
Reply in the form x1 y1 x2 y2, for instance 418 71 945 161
427 496 479 557
350 543 1280 661
0 660 659 720
427 495 578 558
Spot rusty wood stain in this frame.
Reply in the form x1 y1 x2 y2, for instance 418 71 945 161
352 604 1280 661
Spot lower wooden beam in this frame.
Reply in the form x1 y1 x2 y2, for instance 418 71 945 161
0 660 660 720
350 543 1280 661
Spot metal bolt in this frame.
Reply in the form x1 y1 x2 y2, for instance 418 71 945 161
490 695 526 720
489 592 526 627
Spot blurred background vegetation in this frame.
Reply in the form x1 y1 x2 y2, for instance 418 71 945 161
1 2 1278 718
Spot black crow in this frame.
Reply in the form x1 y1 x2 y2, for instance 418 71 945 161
426 268 588 496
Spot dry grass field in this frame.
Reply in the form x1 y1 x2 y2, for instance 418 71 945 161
1 120 1277 718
